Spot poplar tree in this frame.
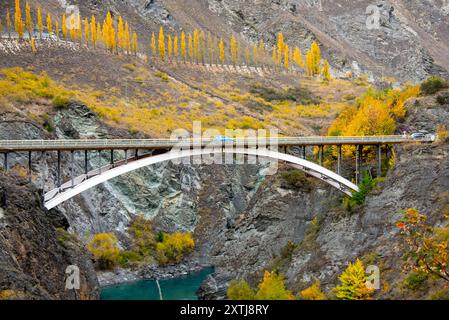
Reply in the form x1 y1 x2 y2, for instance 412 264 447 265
277 32 284 65
322 59 331 80
219 38 225 65
84 18 89 45
173 35 179 60
25 1 32 38
54 20 59 39
37 6 43 38
181 31 186 62
30 36 36 52
6 10 12 38
305 49 312 76
91 16 97 48
96 22 101 46
158 26 165 60
117 16 124 50
15 0 24 39
193 29 199 63
283 44 289 70
77 15 82 42
310 41 321 76
0 19 2 34
151 32 156 56
230 34 237 66
293 47 304 68
188 33 193 61
70 14 76 40
124 22 130 53
62 14 67 39
259 39 265 67
46 13 52 35
252 44 258 66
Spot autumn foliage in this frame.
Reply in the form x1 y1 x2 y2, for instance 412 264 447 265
332 259 374 300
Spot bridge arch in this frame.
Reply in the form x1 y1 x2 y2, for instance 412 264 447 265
44 148 359 210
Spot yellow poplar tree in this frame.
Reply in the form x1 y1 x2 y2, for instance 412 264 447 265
6 10 12 38
193 29 199 63
310 41 321 76
322 59 331 80
25 1 32 38
252 44 258 66
77 15 82 42
151 32 156 56
0 18 2 34
96 22 101 46
283 44 289 70
158 26 165 60
188 33 193 61
37 6 43 38
15 0 24 39
62 14 67 39
293 47 304 68
54 20 59 39
84 18 89 45
173 35 179 60
219 38 225 65
124 22 130 53
117 16 124 50
30 36 36 52
245 46 250 66
46 13 52 35
181 31 186 62
230 34 237 66
70 14 76 40
277 32 284 65
91 16 97 48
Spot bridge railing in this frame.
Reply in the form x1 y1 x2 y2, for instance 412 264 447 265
0 135 435 151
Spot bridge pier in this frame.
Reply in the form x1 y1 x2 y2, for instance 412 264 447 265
319 145 324 166
28 151 32 182
377 145 382 178
124 149 128 164
98 150 102 174
2 152 8 172
57 151 61 189
355 145 359 185
70 151 75 187
84 150 88 175
110 150 115 167
302 146 306 159
337 145 342 175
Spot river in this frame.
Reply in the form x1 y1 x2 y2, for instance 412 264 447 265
100 267 214 300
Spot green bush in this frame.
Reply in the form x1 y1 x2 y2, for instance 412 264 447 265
280 169 311 191
420 76 446 95
128 215 156 258
250 84 320 105
154 72 169 82
52 96 71 109
403 272 427 291
430 289 449 300
118 250 143 268
227 279 255 300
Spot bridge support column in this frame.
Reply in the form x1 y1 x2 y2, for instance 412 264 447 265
28 151 32 182
110 150 114 167
84 150 88 175
377 144 382 178
302 146 306 159
98 150 102 175
359 145 364 179
70 151 75 187
319 145 324 166
337 145 342 175
135 149 139 160
57 151 61 189
124 150 128 164
3 153 8 172
355 145 359 185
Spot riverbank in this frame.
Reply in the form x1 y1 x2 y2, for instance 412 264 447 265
97 261 212 287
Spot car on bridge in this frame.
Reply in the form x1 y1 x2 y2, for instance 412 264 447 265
213 135 234 143
411 132 426 139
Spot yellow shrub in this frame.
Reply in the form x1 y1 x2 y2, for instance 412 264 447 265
300 281 327 300
227 279 255 300
87 233 120 270
156 232 195 265
255 271 295 300
333 259 374 300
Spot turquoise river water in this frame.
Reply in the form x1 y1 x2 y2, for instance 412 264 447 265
100 267 214 300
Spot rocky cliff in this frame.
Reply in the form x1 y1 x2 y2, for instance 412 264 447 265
0 173 99 299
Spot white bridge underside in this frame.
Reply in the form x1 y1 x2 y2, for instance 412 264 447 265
44 148 360 210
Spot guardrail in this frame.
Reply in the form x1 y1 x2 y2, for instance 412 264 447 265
0 135 435 151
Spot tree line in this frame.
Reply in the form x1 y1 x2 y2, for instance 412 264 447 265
0 0 331 79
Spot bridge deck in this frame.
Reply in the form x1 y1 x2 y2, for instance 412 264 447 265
0 136 434 152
